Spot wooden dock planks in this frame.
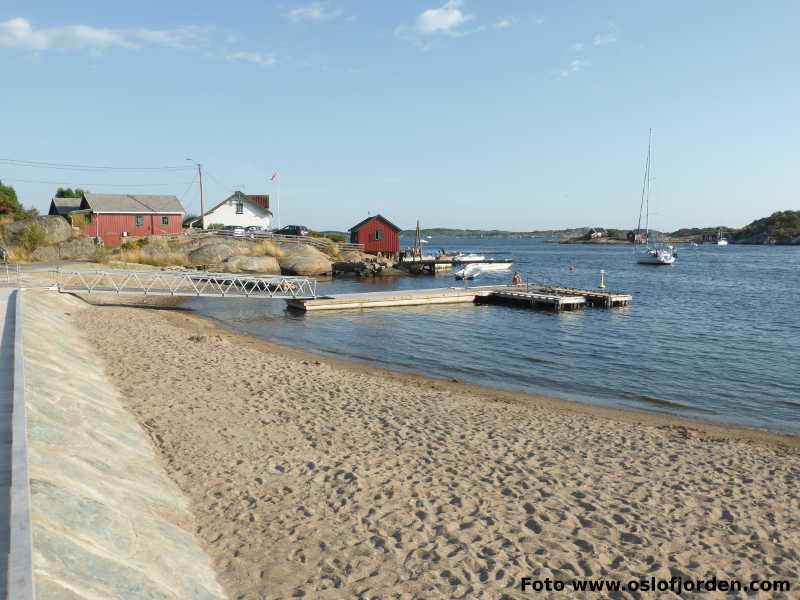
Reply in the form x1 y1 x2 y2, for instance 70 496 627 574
287 284 631 312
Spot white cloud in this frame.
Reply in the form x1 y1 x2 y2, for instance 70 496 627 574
227 51 277 68
0 17 208 53
287 3 343 22
414 0 474 35
133 26 207 49
0 18 132 51
558 59 590 78
572 42 584 51
493 18 514 30
533 16 545 25
593 22 618 46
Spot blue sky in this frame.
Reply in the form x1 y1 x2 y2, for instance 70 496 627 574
1 1 798 231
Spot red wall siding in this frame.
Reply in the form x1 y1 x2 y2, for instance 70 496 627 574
352 217 399 253
80 213 183 245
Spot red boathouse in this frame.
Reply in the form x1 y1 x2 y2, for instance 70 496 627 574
70 193 185 246
349 214 401 254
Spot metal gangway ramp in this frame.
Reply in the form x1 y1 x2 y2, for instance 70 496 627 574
56 269 317 299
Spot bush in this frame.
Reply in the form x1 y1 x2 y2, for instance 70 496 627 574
18 224 46 252
93 246 110 264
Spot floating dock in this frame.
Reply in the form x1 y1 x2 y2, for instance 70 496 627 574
287 285 631 312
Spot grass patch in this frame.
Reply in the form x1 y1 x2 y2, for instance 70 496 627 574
249 239 285 257
117 247 189 267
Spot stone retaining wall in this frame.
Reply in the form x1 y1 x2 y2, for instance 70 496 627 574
22 290 226 599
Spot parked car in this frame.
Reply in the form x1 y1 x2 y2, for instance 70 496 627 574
276 225 309 237
223 225 245 237
245 225 264 232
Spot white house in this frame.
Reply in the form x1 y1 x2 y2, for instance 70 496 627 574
204 191 272 228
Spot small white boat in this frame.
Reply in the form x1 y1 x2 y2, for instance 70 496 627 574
453 264 483 279
636 247 676 265
420 239 429 244
716 229 729 246
453 253 486 263
633 130 677 266
453 262 512 279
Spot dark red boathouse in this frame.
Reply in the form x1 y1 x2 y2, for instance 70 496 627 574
349 214 401 254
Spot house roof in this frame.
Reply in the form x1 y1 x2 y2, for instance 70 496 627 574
204 191 273 216
49 197 82 215
349 214 401 233
82 193 184 213
246 194 270 211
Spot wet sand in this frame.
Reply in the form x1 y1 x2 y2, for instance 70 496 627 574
72 300 800 599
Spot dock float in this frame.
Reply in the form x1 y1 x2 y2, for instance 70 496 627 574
287 285 631 312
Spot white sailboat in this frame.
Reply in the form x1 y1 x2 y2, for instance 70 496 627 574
716 228 729 246
634 130 677 265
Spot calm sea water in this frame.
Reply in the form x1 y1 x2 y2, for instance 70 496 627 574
187 238 800 434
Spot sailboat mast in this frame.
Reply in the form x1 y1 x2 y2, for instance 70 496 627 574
644 129 652 240
635 130 652 248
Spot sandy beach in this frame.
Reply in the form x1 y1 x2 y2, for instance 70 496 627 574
71 298 799 599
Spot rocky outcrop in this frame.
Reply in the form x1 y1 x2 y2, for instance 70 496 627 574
278 245 332 276
225 255 281 274
31 237 97 261
188 242 242 265
2 215 74 246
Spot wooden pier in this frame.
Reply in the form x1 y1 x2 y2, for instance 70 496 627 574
286 284 631 312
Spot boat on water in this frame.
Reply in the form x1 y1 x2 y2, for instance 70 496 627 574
453 262 512 279
633 130 677 266
716 228 729 246
452 253 486 263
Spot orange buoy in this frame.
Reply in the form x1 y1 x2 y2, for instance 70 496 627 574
569 265 575 271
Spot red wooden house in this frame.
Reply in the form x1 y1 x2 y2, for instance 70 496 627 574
349 215 401 254
69 193 185 245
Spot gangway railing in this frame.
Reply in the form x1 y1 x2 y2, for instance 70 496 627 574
56 269 317 299
1 264 23 285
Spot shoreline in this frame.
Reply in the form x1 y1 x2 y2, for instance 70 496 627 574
169 302 799 448
68 295 800 598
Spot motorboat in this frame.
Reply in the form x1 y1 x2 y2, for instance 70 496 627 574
453 262 512 279
452 253 486 263
454 264 483 279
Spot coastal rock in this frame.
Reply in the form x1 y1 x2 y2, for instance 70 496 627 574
339 250 372 262
278 245 332 276
2 215 74 246
30 236 97 261
225 255 281 274
188 242 241 265
30 246 60 261
56 236 96 258
137 243 169 260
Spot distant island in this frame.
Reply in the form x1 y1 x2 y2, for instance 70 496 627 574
393 210 800 245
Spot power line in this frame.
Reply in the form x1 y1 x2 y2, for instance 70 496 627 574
0 177 192 187
0 158 194 172
178 171 199 205
202 167 234 192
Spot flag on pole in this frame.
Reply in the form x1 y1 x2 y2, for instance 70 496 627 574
270 171 279 181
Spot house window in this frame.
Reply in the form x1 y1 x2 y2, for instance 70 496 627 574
375 229 383 241
135 215 144 227
236 201 244 214
161 216 169 226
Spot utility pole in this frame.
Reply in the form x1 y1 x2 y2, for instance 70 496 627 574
198 163 205 230
186 158 205 229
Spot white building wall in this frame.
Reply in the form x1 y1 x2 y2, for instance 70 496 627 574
204 199 271 228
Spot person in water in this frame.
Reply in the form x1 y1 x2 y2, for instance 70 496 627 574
512 271 522 286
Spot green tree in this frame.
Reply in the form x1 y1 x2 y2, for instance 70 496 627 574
55 187 88 198
0 180 38 221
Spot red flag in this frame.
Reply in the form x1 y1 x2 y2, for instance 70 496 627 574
270 171 279 181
